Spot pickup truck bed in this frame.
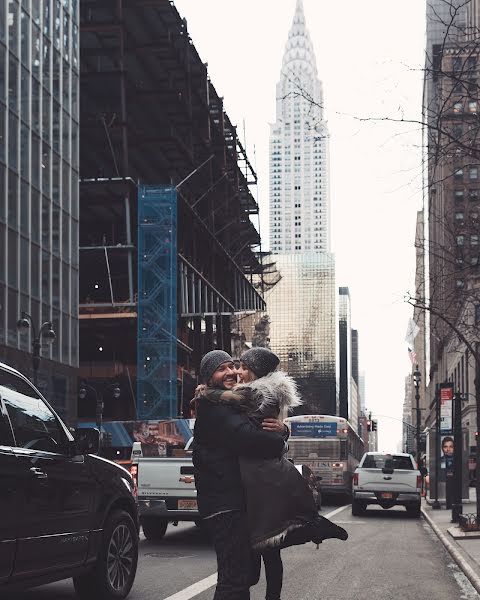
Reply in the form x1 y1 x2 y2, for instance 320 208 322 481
352 452 421 517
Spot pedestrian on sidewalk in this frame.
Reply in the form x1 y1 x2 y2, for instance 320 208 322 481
203 347 348 600
193 350 288 600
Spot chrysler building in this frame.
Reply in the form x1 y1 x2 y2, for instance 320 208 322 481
269 0 330 253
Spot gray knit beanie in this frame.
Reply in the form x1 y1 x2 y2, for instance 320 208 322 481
200 350 233 383
240 348 280 379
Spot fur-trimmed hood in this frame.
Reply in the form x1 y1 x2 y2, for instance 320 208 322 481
236 370 302 415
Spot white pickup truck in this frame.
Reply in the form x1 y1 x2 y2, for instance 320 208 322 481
352 452 422 517
130 438 200 540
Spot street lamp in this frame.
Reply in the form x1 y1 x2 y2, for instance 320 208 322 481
413 365 422 466
78 380 121 435
16 311 56 387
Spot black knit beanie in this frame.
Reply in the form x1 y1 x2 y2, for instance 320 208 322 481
199 350 233 383
240 348 280 379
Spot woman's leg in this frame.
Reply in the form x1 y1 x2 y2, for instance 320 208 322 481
262 549 283 600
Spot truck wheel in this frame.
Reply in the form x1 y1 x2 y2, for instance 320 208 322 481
406 502 421 518
352 499 365 516
73 509 138 599
142 517 168 540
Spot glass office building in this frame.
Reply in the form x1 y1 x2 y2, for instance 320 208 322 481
0 0 79 419
266 252 338 415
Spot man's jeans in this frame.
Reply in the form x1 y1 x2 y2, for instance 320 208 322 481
206 511 255 600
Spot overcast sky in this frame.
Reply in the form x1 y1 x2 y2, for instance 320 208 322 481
173 0 427 450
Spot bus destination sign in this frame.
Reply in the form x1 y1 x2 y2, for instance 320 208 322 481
291 422 338 438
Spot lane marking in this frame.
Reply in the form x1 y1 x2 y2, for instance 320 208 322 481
162 573 218 600
161 505 350 600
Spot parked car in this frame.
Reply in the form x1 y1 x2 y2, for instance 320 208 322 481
0 361 139 599
130 437 199 540
352 451 422 517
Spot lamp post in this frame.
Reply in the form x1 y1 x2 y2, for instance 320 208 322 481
78 380 121 438
16 312 56 387
413 365 422 466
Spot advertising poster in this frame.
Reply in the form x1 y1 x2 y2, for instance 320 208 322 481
133 420 186 457
439 385 453 434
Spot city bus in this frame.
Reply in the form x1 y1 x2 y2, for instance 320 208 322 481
284 414 364 498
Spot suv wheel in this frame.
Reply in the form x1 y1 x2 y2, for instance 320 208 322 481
142 517 168 540
73 509 138 599
406 502 421 518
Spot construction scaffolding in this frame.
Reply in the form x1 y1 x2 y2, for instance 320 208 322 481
137 185 177 419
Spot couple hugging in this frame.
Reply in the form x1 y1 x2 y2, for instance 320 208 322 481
192 347 348 600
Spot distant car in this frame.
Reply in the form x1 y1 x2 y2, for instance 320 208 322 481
295 463 322 511
0 361 139 599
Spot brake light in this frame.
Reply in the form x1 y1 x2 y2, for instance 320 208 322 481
353 472 359 486
130 464 138 498
416 475 422 490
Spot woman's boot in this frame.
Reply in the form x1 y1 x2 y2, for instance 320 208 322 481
309 515 348 543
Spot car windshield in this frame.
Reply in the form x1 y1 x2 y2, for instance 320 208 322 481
362 454 414 470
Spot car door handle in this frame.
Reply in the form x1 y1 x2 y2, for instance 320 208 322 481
30 467 48 480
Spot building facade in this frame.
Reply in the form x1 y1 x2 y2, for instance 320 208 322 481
423 2 480 472
338 287 352 422
0 0 79 421
266 252 337 415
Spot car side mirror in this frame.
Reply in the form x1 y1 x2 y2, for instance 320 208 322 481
382 467 394 475
73 428 100 455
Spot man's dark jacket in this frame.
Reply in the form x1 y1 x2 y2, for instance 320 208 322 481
193 396 286 517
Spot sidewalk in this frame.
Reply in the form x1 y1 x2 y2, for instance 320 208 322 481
422 488 480 594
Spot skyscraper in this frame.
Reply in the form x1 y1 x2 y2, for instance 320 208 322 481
269 0 330 253
0 1 79 419
267 0 337 414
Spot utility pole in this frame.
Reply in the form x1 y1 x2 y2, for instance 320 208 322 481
451 389 463 522
413 365 421 466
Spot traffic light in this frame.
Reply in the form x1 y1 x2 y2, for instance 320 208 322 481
372 420 377 432
367 420 372 432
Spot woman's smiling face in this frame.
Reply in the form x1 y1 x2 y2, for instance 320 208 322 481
237 362 256 383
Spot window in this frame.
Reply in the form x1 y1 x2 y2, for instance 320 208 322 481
453 57 463 72
471 235 479 246
455 190 464 201
470 166 479 180
455 211 464 221
453 102 463 113
456 234 465 245
469 101 478 114
0 371 66 452
456 279 465 288
362 454 414 470
454 168 464 181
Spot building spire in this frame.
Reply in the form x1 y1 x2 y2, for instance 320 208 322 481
282 0 317 77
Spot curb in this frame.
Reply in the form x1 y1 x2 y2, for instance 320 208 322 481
421 508 480 595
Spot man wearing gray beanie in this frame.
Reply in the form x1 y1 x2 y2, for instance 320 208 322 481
193 349 288 600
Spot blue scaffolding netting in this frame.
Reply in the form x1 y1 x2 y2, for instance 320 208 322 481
137 185 177 419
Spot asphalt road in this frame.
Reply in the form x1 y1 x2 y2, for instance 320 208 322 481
6 503 480 600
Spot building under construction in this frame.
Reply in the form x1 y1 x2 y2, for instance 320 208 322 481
78 0 267 422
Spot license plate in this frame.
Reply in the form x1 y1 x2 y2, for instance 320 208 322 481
178 499 198 510
381 492 393 499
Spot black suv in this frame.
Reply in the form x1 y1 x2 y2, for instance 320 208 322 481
0 361 139 599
